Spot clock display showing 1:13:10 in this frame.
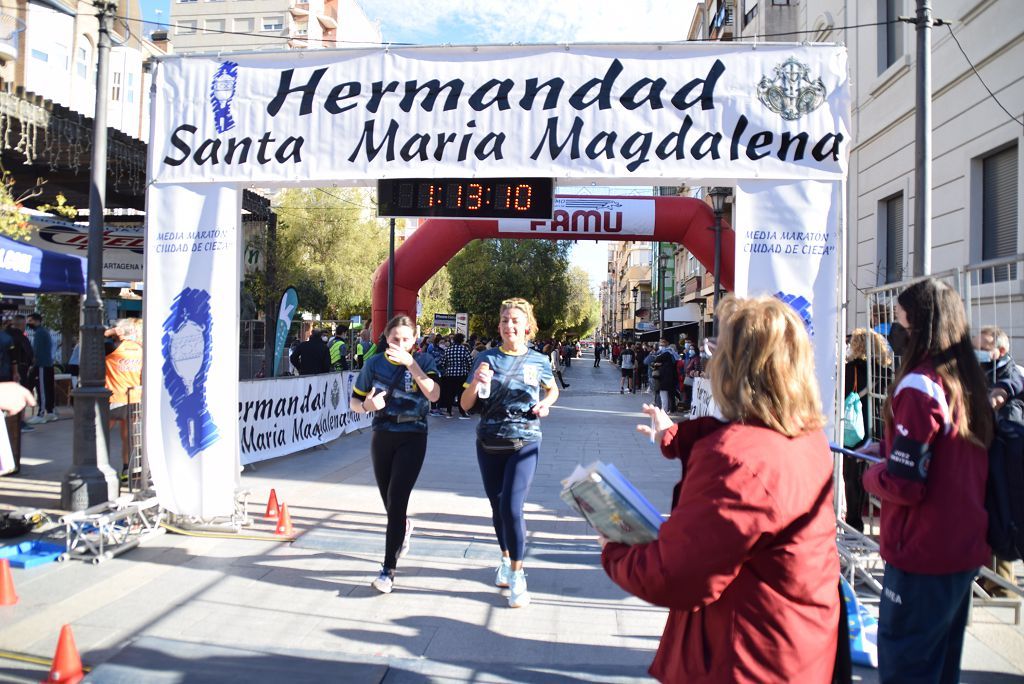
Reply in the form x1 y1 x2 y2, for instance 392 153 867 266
400 182 533 211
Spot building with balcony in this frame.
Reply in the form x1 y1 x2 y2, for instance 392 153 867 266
169 0 380 55
685 1 1022 343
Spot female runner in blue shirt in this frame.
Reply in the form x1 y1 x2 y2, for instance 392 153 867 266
461 298 559 608
351 315 440 594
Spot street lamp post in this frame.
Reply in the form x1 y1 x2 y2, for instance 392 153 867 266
631 285 639 338
658 251 669 339
708 186 730 338
61 1 118 510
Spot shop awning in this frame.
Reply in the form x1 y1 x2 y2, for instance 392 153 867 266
0 234 86 294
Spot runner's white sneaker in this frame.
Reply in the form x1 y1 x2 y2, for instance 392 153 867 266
494 557 512 588
398 519 413 559
508 569 530 608
371 566 394 594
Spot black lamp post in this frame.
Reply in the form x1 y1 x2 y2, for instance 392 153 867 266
658 251 669 339
62 2 119 510
708 186 730 337
631 285 639 338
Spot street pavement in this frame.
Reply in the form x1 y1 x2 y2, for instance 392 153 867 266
1 359 1023 682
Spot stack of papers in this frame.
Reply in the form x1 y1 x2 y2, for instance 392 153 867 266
560 461 663 545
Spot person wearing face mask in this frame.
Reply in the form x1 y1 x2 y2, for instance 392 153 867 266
974 325 1023 599
974 325 1023 419
862 279 994 684
679 339 700 410
289 328 331 376
351 315 440 594
25 313 56 424
650 339 679 412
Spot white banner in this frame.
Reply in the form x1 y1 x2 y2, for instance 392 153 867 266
239 371 363 465
28 215 145 282
144 184 241 518
498 196 655 236
689 377 722 421
733 179 841 429
150 44 850 185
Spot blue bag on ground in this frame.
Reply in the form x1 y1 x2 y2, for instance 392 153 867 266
840 576 878 668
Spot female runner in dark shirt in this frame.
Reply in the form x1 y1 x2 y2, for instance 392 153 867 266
351 315 440 594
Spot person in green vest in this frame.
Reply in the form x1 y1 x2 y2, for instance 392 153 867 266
354 327 377 369
328 327 349 371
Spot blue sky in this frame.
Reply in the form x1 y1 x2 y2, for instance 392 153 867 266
138 1 696 289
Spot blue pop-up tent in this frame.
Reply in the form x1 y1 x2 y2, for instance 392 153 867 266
0 234 86 294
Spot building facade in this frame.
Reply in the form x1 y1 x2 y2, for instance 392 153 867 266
169 0 380 55
669 0 1022 344
0 0 161 140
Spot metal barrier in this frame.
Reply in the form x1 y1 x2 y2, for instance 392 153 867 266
124 386 147 495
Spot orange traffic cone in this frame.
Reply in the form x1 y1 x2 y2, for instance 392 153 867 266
0 558 17 606
264 489 280 520
275 503 294 536
44 624 83 684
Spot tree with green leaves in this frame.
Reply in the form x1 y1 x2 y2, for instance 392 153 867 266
271 188 391 320
553 266 600 340
448 239 573 337
417 267 452 331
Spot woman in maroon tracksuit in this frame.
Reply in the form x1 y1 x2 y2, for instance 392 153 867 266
601 296 839 683
863 278 993 684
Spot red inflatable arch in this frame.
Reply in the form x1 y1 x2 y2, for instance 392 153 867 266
370 195 734 338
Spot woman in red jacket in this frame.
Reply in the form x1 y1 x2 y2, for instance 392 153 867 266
862 278 993 684
601 295 839 683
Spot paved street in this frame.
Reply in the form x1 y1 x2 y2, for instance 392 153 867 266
2 361 1023 682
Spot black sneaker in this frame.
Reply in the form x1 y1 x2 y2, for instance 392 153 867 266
120 467 129 483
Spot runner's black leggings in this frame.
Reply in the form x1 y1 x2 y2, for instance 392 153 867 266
371 429 427 570
476 438 540 562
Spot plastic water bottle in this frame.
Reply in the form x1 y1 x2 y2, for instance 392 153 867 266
477 362 491 399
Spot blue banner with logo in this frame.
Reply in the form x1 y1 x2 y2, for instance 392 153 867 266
272 286 298 377
0 234 86 294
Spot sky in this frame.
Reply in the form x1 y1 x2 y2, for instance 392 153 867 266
137 0 699 290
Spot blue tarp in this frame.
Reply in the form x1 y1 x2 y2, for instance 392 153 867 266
0 234 86 294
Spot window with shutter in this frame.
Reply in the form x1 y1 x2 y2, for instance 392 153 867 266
884 194 904 284
982 145 1018 282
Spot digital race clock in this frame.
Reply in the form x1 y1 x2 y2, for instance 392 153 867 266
377 178 554 220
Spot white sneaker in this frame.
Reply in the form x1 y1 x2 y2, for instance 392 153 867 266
371 567 394 594
26 415 47 425
494 557 512 588
398 519 413 559
508 569 530 608
46 412 59 422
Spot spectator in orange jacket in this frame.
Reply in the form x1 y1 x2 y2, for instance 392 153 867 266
601 295 840 683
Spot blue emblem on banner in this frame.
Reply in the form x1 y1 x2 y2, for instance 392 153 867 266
775 291 814 337
162 288 219 457
210 61 238 134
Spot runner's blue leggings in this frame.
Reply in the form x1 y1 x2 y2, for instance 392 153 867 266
476 438 540 562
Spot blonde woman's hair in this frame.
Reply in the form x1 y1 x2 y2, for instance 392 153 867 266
848 327 892 366
499 297 538 341
709 295 825 436
116 318 142 341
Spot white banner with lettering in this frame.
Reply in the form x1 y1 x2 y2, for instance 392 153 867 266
733 179 842 427
144 183 241 518
239 371 373 465
150 44 850 185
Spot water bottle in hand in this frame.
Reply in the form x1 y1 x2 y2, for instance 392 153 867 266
477 362 491 399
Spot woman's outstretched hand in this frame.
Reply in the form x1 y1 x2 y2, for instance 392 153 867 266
636 403 673 442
